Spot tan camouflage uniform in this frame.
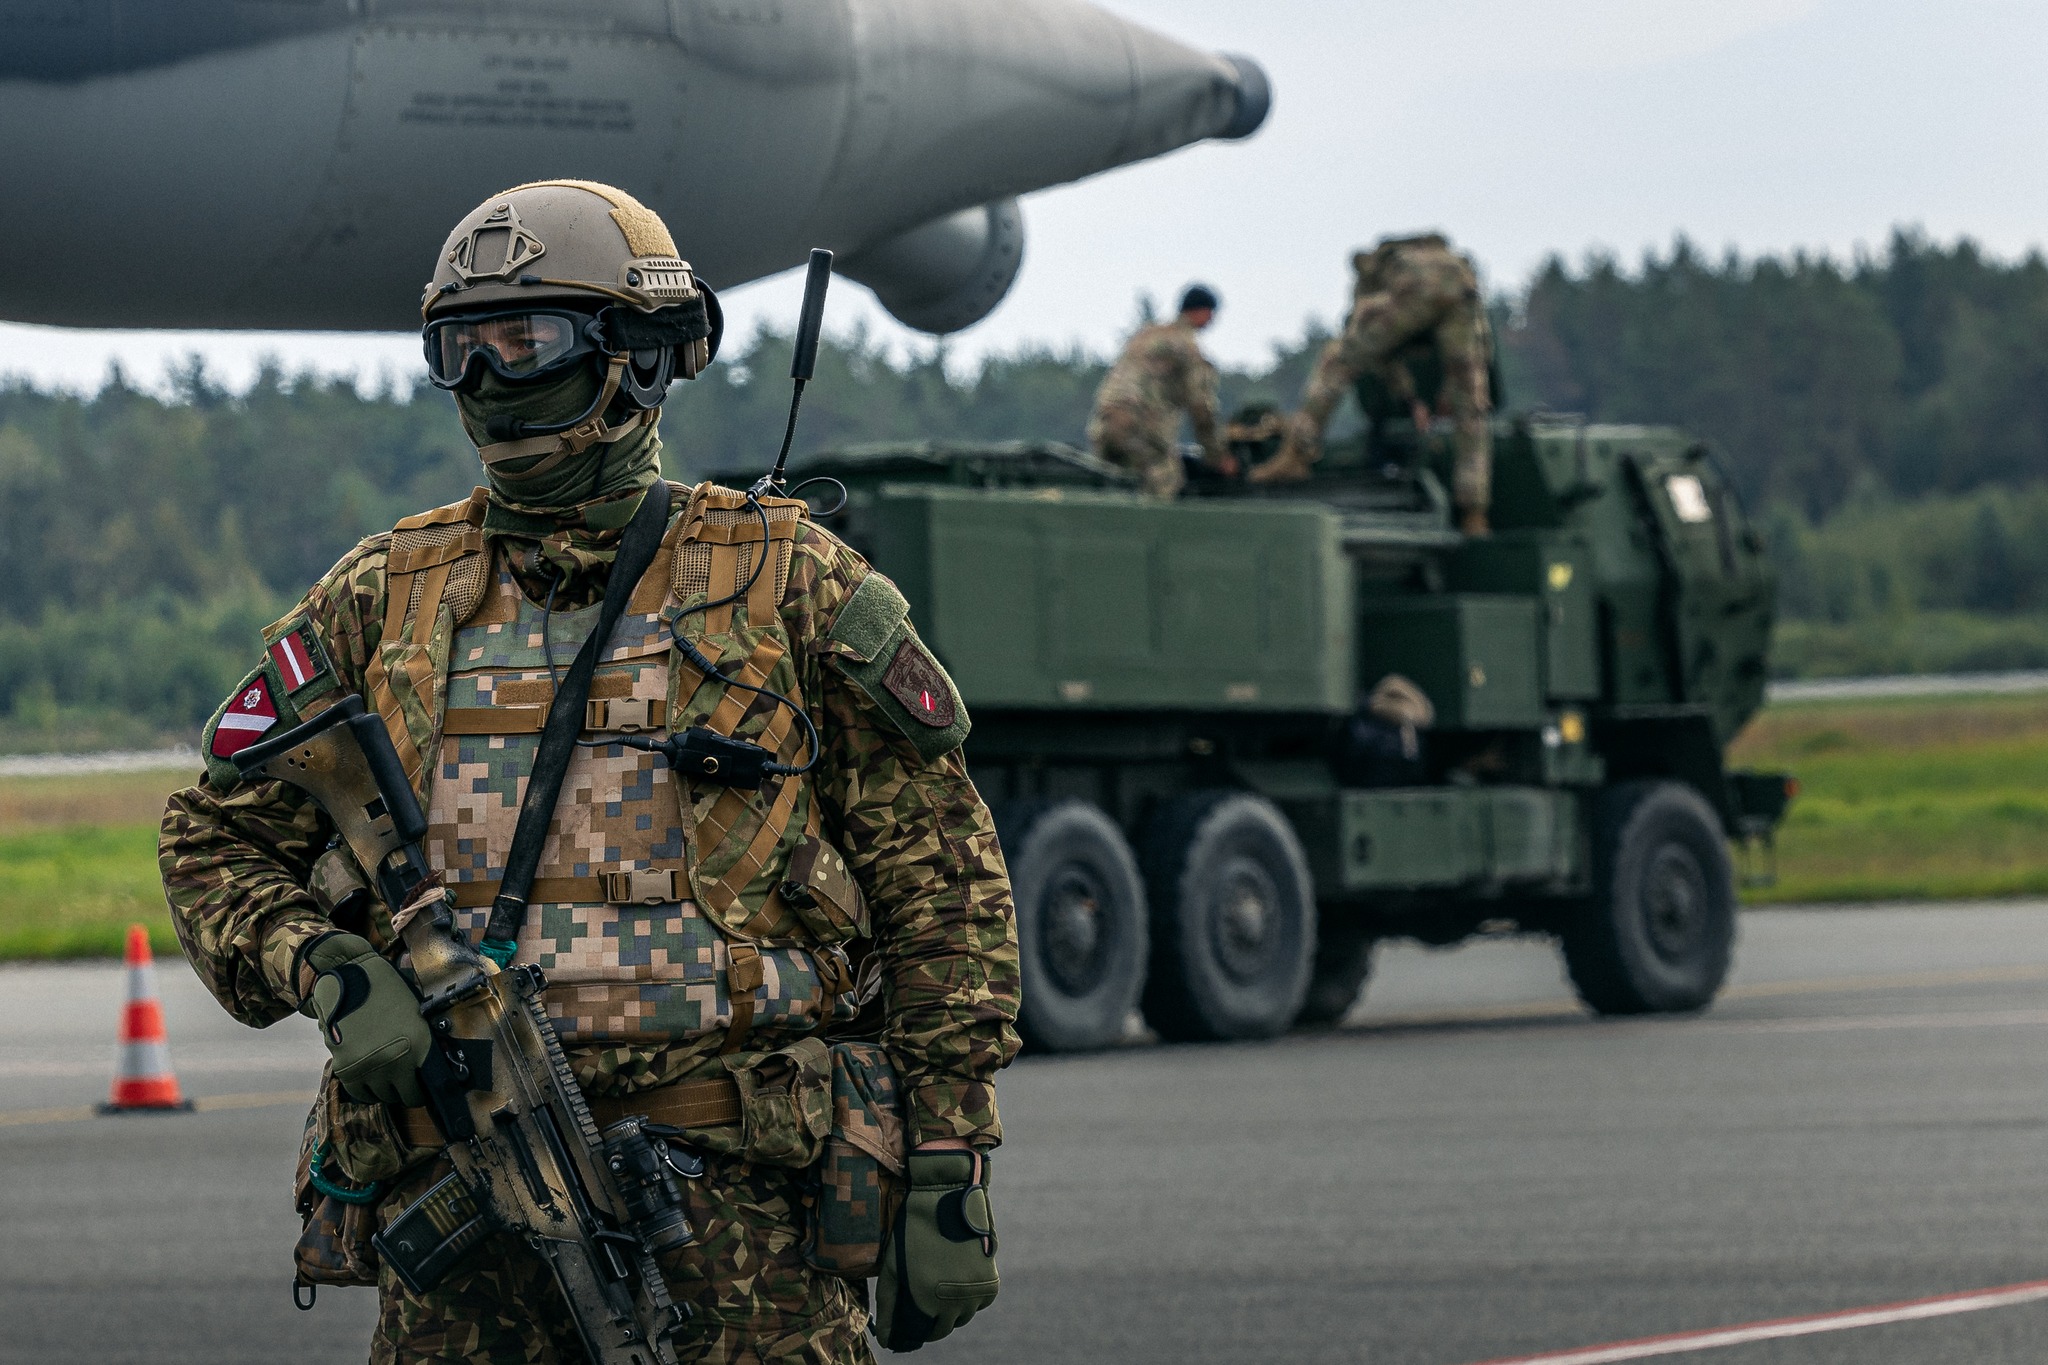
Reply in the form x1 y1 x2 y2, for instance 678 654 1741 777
1265 235 1493 512
1086 318 1224 498
160 479 1020 1364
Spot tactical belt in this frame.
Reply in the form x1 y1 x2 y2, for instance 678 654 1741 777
394 1075 741 1150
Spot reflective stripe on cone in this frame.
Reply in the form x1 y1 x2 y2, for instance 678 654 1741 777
99 924 192 1113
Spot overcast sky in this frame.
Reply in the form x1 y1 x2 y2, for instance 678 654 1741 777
3 0 2043 390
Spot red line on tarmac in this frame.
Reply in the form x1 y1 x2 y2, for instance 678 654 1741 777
1457 1278 2048 1365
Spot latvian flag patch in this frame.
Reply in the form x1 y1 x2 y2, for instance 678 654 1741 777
210 674 279 760
268 622 332 698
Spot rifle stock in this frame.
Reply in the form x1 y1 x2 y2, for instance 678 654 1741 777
237 695 696 1364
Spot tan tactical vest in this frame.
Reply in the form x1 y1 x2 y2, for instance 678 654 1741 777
364 483 868 1051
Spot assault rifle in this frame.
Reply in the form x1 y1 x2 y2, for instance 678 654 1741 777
237 695 698 1365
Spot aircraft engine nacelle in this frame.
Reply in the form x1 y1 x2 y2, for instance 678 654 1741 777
0 0 1271 336
839 200 1025 336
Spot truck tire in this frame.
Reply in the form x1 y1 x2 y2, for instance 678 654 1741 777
1297 913 1375 1026
1560 780 1736 1015
1139 791 1316 1042
998 800 1149 1052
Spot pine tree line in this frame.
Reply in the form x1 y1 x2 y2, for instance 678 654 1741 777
4 228 2048 743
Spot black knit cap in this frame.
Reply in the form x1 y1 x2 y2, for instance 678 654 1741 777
1179 283 1220 314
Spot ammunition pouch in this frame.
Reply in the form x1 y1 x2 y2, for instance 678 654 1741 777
803 1040 907 1280
714 1037 834 1167
691 1038 909 1279
779 833 870 945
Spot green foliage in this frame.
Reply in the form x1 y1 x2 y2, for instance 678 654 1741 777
7 227 2048 750
0 362 478 626
1505 230 2048 517
0 326 1324 747
0 590 286 752
0 822 176 958
1733 695 2048 903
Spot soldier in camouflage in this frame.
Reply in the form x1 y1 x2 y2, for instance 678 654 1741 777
159 181 1020 1363
1087 284 1228 497
1254 234 1495 535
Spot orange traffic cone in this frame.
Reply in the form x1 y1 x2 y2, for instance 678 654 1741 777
99 923 192 1113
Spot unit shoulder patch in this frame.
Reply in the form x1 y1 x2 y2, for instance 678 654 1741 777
264 619 336 702
208 672 279 762
833 621 970 764
882 638 957 729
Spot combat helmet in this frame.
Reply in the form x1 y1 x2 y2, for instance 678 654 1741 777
421 180 723 478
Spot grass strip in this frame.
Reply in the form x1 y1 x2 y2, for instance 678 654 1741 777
1733 691 2048 904
7 690 2048 958
0 822 178 959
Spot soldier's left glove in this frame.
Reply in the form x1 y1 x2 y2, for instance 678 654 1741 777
298 931 432 1108
875 1149 1000 1352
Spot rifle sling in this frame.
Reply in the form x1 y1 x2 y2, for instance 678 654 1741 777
482 479 673 955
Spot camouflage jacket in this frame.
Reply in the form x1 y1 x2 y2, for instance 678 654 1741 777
160 481 1020 1146
1090 319 1223 461
1348 234 1484 404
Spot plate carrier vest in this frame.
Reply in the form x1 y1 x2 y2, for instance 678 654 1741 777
360 482 867 1053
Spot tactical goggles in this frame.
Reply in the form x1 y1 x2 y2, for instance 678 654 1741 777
423 310 603 391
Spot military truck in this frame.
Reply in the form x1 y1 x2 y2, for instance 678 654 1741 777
743 410 1790 1053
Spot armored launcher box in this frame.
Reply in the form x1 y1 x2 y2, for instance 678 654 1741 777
754 416 1791 1052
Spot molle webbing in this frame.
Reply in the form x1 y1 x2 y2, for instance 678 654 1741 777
447 870 688 908
442 696 665 736
673 486 815 942
485 480 675 955
674 488 800 637
687 635 808 936
723 942 764 1054
369 489 491 789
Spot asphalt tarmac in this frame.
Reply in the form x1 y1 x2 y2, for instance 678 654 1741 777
8 903 2048 1365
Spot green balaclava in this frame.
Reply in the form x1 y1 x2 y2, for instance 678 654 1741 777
460 365 666 608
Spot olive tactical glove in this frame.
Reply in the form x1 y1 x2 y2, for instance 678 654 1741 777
299 932 431 1108
876 1149 1000 1352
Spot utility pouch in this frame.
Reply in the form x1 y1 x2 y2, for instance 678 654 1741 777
778 833 869 944
803 1041 907 1279
719 1036 834 1168
373 1166 498 1295
291 1078 384 1291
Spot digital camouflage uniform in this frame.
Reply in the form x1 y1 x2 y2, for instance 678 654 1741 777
1268 235 1493 511
160 478 1020 1364
1086 318 1224 498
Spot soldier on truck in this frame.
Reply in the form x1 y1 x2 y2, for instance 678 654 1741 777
1253 234 1497 536
1088 284 1231 497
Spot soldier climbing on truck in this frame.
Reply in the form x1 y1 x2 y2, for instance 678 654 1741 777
1252 234 1497 537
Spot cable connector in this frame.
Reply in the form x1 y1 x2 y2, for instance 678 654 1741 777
618 729 776 790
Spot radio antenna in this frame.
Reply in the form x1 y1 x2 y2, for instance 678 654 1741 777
753 248 833 498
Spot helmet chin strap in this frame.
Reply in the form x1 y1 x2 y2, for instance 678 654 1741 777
475 356 657 482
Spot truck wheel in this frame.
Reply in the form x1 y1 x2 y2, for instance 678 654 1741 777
1140 792 1316 1042
1561 780 1736 1015
998 801 1148 1052
1297 913 1375 1026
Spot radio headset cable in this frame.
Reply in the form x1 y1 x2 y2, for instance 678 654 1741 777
555 249 838 782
